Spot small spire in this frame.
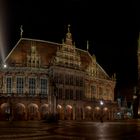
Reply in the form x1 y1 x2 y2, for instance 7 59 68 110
62 38 64 44
66 24 72 39
68 24 70 33
20 25 23 38
87 40 89 51
65 24 72 45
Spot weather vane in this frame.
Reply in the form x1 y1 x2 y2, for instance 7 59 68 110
68 24 70 33
20 25 23 38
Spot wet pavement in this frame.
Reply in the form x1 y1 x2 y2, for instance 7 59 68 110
0 120 140 140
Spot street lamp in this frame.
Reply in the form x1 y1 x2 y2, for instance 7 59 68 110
7 94 13 121
133 94 138 119
100 100 104 122
3 64 7 68
100 100 104 106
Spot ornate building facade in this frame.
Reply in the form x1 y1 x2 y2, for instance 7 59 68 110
0 25 117 121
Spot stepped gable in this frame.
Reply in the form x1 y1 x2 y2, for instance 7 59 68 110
5 38 60 67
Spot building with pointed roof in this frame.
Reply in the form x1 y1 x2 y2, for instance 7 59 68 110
0 25 117 121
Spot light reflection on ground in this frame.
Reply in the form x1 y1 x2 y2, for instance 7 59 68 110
0 120 140 139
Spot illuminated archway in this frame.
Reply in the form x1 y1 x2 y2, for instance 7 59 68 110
85 106 92 120
75 107 83 120
103 107 109 120
65 105 73 120
56 104 63 120
0 103 10 120
40 104 49 119
14 103 26 120
94 106 101 120
28 103 39 120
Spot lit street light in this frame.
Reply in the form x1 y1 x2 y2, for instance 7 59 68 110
3 64 7 68
100 100 104 122
100 100 104 106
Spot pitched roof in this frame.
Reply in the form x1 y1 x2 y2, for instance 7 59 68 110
5 38 60 67
4 38 110 79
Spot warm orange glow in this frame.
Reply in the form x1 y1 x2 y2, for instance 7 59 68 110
86 106 92 110
66 105 72 109
95 106 100 110
57 104 62 109
103 107 108 111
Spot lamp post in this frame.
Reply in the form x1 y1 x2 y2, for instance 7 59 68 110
133 86 140 119
7 93 14 121
100 100 104 122
133 94 138 118
53 83 57 115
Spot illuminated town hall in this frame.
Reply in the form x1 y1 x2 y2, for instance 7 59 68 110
0 25 116 121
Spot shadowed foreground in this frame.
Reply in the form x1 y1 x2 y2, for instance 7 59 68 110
0 120 140 140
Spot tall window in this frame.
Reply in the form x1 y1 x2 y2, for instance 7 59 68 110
65 75 69 85
91 86 96 99
70 89 73 100
76 90 80 100
17 77 24 95
70 75 73 85
6 77 12 95
29 78 36 96
40 79 47 96
57 88 62 99
99 87 103 99
65 89 69 99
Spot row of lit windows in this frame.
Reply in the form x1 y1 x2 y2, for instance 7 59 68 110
98 87 111 98
86 85 112 100
91 86 111 95
54 88 83 100
6 77 47 96
54 73 83 86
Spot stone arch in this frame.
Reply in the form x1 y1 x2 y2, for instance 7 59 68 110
0 103 10 120
85 106 92 120
94 106 100 120
57 104 63 120
14 103 26 120
103 107 109 120
40 104 49 120
1 103 9 110
65 105 73 120
27 103 40 120
75 107 83 120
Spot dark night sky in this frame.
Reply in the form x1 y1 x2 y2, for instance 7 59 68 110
2 0 140 92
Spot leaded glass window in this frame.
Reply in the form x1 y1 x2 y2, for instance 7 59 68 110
17 77 24 95
6 77 12 95
29 78 36 96
40 78 47 96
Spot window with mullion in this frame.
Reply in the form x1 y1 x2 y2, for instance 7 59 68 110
40 78 47 96
6 77 12 95
17 77 24 95
29 78 36 96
